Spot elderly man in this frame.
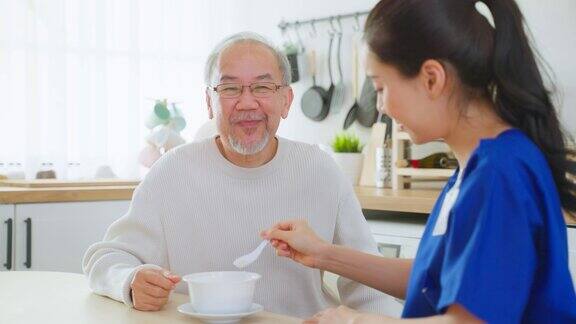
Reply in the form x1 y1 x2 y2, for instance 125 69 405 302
83 32 400 318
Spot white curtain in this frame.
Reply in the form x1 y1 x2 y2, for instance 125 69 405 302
0 0 243 179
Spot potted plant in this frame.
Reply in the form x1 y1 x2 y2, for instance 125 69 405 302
331 132 364 185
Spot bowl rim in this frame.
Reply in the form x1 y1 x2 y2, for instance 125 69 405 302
182 271 261 285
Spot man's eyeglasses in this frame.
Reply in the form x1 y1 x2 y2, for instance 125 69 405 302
209 82 286 99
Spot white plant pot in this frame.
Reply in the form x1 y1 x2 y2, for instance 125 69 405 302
332 152 364 186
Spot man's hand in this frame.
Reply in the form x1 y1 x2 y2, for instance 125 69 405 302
130 268 181 311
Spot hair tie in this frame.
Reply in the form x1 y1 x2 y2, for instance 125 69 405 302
475 1 495 28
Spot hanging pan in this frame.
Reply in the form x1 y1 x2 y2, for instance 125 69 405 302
301 33 334 121
356 78 378 127
301 49 329 121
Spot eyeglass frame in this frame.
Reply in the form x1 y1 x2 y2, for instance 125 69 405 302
208 82 288 99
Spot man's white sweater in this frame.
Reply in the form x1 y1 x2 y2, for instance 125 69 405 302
83 136 401 318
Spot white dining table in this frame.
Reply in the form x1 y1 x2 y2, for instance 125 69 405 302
0 271 301 324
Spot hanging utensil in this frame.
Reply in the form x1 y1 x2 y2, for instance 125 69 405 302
281 25 300 83
357 78 378 127
293 22 307 83
301 49 329 121
324 30 336 112
380 113 393 140
343 35 360 129
330 18 345 113
356 22 378 127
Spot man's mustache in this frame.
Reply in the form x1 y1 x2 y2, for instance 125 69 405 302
230 112 267 123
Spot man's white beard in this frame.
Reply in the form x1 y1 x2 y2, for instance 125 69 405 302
215 107 271 155
227 129 270 155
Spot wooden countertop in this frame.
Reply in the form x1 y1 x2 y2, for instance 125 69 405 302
0 183 439 211
354 186 439 214
0 185 135 204
1 183 574 226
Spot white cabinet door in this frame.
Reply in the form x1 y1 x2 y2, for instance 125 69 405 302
368 220 425 240
0 205 15 272
368 219 424 259
14 201 130 273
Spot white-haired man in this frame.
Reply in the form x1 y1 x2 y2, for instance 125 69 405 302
83 32 401 318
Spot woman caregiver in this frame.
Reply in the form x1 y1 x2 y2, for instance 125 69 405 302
263 0 576 322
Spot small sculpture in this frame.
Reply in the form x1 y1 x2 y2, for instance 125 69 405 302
138 99 186 168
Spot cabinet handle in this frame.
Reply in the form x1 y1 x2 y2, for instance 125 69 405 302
377 243 402 258
3 219 12 270
24 218 32 269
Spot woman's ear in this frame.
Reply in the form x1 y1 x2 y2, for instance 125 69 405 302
419 59 447 99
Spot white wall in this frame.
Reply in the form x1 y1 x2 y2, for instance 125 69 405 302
192 0 576 149
518 0 576 138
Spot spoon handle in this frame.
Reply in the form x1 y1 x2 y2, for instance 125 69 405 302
255 240 269 255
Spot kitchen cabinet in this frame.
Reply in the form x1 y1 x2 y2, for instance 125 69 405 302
368 218 425 259
1 201 129 273
568 227 576 282
368 218 576 289
0 205 15 272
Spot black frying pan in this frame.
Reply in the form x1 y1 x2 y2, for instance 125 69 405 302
301 49 329 121
325 32 335 111
343 103 358 129
357 79 378 127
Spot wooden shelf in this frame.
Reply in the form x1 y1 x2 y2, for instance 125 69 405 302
354 187 439 214
396 168 455 177
391 120 453 189
396 131 446 143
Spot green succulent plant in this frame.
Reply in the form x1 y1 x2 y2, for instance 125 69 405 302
331 132 363 153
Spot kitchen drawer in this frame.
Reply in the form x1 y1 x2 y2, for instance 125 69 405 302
368 219 425 239
373 233 420 259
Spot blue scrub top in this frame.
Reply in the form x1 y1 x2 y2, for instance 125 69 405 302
403 129 576 323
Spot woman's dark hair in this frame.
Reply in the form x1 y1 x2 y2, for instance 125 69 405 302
365 0 576 214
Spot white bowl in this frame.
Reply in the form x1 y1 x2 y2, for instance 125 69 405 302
183 271 261 314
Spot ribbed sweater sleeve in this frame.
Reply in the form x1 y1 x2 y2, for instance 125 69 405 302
82 182 168 306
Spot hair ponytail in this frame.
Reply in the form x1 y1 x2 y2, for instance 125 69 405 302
481 0 576 213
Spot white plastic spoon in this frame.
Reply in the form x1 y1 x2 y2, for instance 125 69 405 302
233 240 269 269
